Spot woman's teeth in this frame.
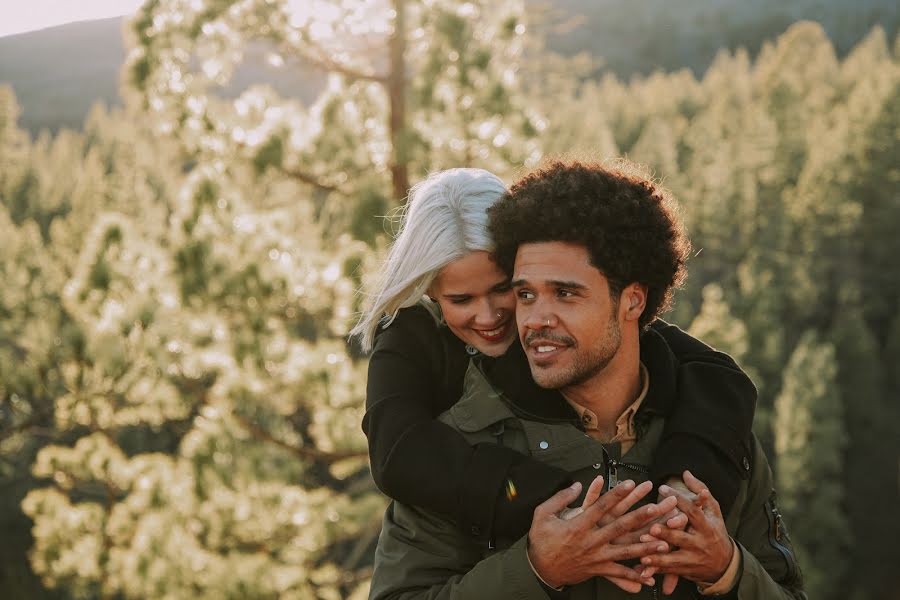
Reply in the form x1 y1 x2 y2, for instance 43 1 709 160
479 325 505 337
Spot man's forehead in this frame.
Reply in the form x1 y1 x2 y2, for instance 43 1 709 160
512 241 595 281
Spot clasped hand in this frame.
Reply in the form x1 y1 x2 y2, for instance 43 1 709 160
526 476 678 592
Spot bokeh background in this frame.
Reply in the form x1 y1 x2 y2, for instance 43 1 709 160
1 1 898 598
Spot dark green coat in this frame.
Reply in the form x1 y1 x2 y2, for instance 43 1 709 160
370 339 805 600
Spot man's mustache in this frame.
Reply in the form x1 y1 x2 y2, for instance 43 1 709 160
522 331 576 347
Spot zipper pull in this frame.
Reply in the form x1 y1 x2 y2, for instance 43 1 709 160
607 458 618 491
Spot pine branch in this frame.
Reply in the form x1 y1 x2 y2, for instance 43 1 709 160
230 411 367 465
293 40 388 83
0 412 51 443
280 165 348 195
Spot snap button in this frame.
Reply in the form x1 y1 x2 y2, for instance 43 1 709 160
742 456 750 471
592 463 602 470
465 345 478 356
539 441 549 450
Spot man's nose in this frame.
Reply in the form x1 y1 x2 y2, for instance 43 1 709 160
520 305 555 330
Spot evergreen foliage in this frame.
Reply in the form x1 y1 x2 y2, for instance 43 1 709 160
0 5 897 598
773 332 850 599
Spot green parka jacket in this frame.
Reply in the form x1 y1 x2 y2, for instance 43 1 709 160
369 331 805 600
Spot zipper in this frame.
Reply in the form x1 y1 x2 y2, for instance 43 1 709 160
602 446 649 491
650 582 659 600
765 490 800 585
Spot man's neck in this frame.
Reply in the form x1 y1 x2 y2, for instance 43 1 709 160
560 342 642 439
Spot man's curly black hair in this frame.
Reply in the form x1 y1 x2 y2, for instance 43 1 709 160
487 158 691 328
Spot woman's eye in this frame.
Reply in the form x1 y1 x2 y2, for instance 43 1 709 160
449 297 470 305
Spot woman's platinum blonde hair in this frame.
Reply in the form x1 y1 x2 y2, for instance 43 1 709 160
351 168 507 352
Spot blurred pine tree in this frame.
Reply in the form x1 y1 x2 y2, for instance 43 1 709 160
774 331 850 600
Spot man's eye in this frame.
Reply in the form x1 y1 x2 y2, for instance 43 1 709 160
449 297 470 305
558 289 575 298
517 290 534 300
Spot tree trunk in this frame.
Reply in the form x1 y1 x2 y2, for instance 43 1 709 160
388 0 409 203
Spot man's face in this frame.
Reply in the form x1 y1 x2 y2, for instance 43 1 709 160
512 242 623 389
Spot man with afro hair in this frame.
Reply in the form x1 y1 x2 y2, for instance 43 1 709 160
369 159 804 600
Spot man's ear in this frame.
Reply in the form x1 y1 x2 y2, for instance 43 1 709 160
621 283 647 322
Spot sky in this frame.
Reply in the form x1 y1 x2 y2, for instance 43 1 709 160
0 0 145 38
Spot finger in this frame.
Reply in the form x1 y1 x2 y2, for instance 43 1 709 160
607 480 654 519
600 539 670 564
682 470 708 496
640 548 697 571
595 561 656 586
534 481 583 520
691 484 723 519
640 565 658 578
666 511 689 530
647 525 693 549
662 573 679 595
602 483 663 535
658 485 709 532
606 576 644 594
579 479 637 524
559 506 583 521
581 475 605 510
596 496 677 543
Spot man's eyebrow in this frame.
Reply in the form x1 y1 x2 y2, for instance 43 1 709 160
510 278 587 290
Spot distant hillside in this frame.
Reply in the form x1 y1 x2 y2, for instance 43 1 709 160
0 17 126 134
1 0 898 135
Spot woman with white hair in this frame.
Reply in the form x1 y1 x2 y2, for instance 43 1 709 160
352 167 755 551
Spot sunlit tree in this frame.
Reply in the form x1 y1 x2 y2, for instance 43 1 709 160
125 0 543 238
774 331 849 600
6 13 900 599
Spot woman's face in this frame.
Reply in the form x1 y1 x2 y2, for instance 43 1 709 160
429 251 517 357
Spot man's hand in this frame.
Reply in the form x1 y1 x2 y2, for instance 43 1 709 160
527 477 677 591
640 477 694 595
639 471 735 585
561 477 684 592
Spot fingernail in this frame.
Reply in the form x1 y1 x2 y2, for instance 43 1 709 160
657 543 667 552
570 482 582 491
623 480 635 490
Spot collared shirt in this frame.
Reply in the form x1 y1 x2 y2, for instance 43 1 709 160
560 362 741 596
564 363 650 454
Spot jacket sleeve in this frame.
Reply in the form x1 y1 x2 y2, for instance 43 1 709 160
727 436 806 600
648 320 757 515
364 308 570 540
369 501 553 600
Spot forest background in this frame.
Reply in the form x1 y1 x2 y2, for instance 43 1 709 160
0 1 898 599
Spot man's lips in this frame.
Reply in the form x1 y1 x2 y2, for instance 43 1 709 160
523 333 575 360
527 342 567 359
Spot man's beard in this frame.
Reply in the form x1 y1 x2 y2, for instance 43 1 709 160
530 309 622 390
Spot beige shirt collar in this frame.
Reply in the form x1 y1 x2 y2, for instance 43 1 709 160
565 363 649 453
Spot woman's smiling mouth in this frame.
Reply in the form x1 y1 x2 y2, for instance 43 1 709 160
474 321 510 342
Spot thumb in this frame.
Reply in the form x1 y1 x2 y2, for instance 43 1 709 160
536 481 586 519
